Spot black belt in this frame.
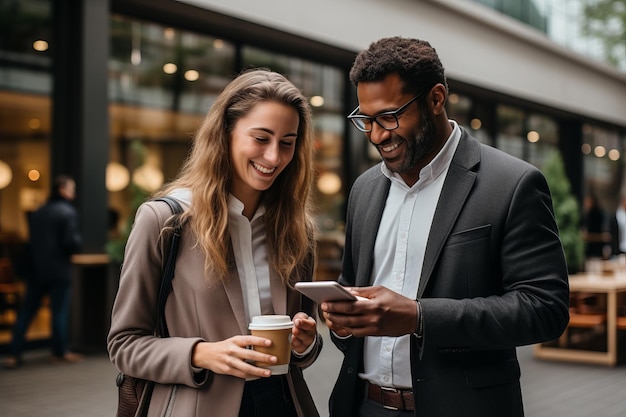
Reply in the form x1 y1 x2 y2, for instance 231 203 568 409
366 382 414 411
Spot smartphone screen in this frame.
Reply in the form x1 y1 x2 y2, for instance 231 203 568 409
295 281 357 303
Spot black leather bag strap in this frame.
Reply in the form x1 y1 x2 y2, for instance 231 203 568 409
115 197 185 417
152 196 184 338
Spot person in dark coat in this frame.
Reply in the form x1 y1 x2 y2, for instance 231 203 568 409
3 175 82 369
582 194 608 258
320 37 569 417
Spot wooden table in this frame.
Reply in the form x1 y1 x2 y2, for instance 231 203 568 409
534 272 626 366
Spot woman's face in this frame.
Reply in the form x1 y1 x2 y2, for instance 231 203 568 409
230 100 299 204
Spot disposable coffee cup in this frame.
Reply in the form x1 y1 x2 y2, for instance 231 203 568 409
248 315 294 375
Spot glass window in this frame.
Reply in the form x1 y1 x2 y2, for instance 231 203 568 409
470 0 625 71
582 123 623 211
447 92 493 145
496 104 526 160
108 16 238 228
109 16 236 113
526 112 558 168
0 0 52 93
0 0 52 239
0 0 53 347
496 105 559 168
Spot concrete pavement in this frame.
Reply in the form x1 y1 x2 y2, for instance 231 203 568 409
2 324 626 417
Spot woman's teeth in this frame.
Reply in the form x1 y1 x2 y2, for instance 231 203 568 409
253 162 276 174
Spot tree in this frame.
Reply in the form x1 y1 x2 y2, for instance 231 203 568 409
581 0 626 70
542 151 585 273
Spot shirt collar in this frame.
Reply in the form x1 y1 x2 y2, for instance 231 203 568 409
381 120 461 189
227 194 266 221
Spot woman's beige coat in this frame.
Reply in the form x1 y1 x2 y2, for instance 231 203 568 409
108 200 322 417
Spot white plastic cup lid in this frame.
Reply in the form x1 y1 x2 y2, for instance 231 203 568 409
248 315 294 330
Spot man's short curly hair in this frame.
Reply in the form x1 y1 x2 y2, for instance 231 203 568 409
349 37 448 95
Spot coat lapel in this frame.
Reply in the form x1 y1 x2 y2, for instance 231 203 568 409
223 247 250 335
222 245 287 334
418 131 480 296
356 175 390 286
270 268 287 315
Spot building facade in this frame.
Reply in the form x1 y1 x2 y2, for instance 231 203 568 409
1 0 625 348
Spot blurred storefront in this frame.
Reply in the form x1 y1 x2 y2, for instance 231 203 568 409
1 0 625 350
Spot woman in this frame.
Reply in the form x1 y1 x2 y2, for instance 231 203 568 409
108 69 322 417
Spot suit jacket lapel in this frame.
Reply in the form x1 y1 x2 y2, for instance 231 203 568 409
356 175 390 286
418 130 480 296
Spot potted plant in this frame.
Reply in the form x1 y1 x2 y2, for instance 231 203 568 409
542 151 585 274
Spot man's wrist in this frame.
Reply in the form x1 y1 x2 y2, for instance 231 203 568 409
414 300 423 338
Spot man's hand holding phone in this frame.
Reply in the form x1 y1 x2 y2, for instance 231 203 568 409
320 285 419 338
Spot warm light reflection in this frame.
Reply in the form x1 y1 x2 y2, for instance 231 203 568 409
33 40 48 52
310 96 324 107
214 39 224 49
131 49 141 66
527 131 540 143
184 70 199 81
448 93 459 104
28 169 41 182
470 118 482 130
29 118 41 130
164 28 175 40
163 63 177 74
132 165 164 192
608 149 620 161
106 162 130 192
594 145 606 157
0 160 12 189
317 172 342 195
581 143 592 154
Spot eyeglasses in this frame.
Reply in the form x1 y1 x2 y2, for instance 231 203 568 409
347 93 423 133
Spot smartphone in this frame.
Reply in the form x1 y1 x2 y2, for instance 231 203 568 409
295 281 357 303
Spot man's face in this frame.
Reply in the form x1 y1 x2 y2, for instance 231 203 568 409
59 180 76 201
356 74 438 185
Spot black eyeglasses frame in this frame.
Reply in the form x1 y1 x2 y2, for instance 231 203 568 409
347 92 425 133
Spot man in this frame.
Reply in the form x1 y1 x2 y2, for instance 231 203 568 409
321 37 569 417
3 175 82 368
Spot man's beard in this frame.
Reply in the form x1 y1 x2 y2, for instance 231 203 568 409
378 108 437 174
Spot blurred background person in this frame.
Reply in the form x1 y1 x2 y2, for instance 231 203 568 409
3 175 83 369
615 196 626 256
582 194 610 261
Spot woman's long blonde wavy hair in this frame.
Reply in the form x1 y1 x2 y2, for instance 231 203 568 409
157 68 316 285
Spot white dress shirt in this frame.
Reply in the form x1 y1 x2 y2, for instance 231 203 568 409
227 195 274 323
360 121 461 388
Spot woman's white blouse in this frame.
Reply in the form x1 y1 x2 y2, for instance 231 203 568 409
227 195 274 323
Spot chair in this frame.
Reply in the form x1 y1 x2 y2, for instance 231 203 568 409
617 304 626 331
559 293 607 348
0 258 21 329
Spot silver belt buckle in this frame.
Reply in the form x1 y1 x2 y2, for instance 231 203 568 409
380 386 400 410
